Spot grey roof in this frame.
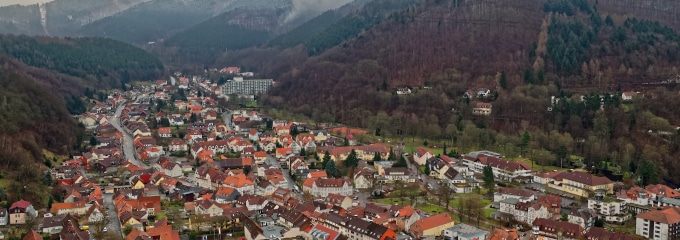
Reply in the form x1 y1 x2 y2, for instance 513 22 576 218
499 198 520 205
444 223 489 239
657 196 680 207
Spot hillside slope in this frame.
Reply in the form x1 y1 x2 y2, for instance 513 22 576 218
257 0 680 185
0 58 81 207
0 35 164 91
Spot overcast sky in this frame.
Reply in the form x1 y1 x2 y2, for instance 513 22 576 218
0 0 53 7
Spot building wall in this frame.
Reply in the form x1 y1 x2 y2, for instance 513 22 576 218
636 217 671 240
9 213 25 225
421 221 456 237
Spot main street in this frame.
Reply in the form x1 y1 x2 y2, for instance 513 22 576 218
110 102 150 169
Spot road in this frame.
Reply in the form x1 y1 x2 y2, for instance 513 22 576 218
110 102 150 169
221 111 233 131
102 193 122 239
265 155 302 199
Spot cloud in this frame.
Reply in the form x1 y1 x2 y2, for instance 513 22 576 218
285 0 352 23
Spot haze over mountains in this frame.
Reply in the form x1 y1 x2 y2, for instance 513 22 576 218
0 0 350 45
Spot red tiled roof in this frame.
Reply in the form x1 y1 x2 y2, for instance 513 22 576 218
554 171 612 186
636 207 680 225
10 199 31 210
585 227 644 240
645 184 680 198
411 213 453 231
532 218 584 238
498 187 534 198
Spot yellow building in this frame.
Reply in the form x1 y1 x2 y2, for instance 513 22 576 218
410 213 456 237
548 172 613 197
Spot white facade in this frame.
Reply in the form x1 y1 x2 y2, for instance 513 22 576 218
636 217 671 240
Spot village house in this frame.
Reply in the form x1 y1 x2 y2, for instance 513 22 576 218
588 191 630 223
547 171 613 197
472 102 492 116
153 158 183 177
409 213 456 238
158 127 172 138
0 208 7 226
532 218 584 240
442 223 489 240
9 200 37 225
413 148 435 166
635 206 680 240
462 152 532 182
303 178 353 197
168 139 187 152
494 188 536 203
354 170 374 189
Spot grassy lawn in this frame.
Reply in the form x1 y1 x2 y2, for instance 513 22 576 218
483 208 495 218
404 146 445 156
245 100 258 108
510 157 568 172
416 202 449 214
374 198 402 205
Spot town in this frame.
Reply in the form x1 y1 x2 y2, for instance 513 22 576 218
4 68 680 240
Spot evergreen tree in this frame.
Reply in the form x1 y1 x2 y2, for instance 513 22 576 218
325 159 338 177
637 159 659 186
499 71 507 89
43 171 53 186
322 151 332 169
47 196 54 210
519 131 531 156
388 147 395 161
483 165 495 195
393 155 408 168
89 136 98 146
344 150 359 168
300 148 307 156
372 152 381 162
443 143 447 156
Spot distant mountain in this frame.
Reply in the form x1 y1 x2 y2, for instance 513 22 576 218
0 0 152 36
75 0 295 45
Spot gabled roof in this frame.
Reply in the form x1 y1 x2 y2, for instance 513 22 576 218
645 184 680 198
532 218 584 238
23 230 42 240
584 227 644 240
497 187 534 198
10 199 32 210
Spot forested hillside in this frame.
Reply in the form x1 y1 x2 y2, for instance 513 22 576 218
0 60 81 207
255 0 680 185
0 35 164 90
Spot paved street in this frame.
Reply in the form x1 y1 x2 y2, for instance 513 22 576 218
221 111 233 131
265 155 302 199
111 102 150 169
102 193 122 239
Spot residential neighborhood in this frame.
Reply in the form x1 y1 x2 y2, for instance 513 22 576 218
4 72 678 240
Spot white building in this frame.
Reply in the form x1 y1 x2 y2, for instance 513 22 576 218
636 206 680 240
303 178 353 197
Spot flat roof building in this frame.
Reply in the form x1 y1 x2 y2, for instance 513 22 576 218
221 77 273 96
